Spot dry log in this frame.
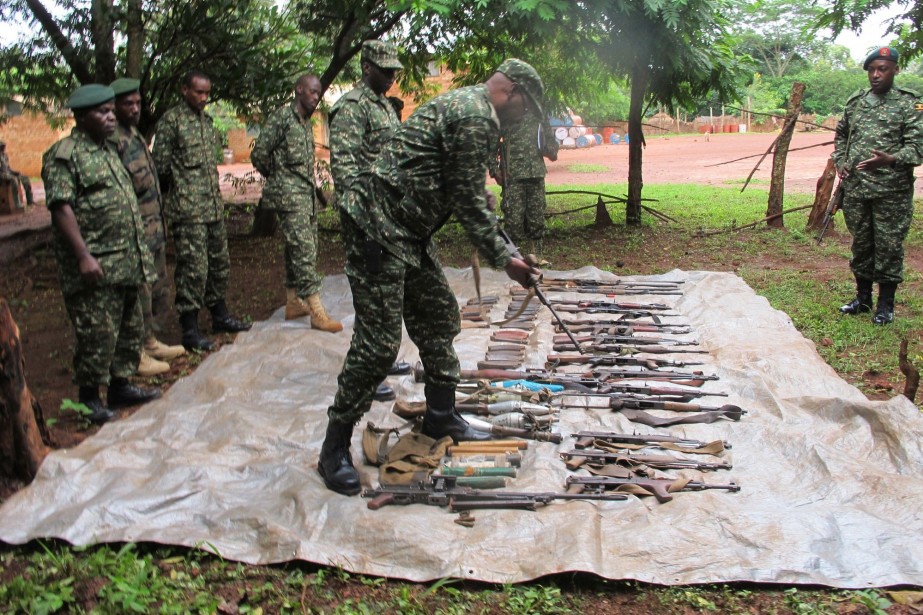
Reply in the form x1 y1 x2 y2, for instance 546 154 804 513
900 339 919 403
0 298 51 486
806 157 838 231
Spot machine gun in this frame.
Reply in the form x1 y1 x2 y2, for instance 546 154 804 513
362 474 628 511
561 449 732 472
572 430 731 454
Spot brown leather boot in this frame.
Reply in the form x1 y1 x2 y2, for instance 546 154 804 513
306 293 343 333
285 288 311 320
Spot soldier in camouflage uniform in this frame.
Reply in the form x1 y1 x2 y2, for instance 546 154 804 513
318 59 545 496
250 74 341 332
42 84 162 424
153 70 251 351
834 47 923 325
110 78 186 376
328 40 411 402
494 116 558 257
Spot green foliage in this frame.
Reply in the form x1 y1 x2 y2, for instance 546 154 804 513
817 0 923 64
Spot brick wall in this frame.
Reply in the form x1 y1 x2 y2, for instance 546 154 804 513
0 112 73 178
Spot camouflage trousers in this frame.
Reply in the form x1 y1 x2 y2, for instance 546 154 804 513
276 208 322 297
171 219 230 313
140 213 170 336
501 178 547 245
842 190 914 284
63 284 143 387
328 215 461 425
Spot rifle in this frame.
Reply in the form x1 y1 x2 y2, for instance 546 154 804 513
497 227 585 353
540 277 685 288
540 285 682 296
561 449 732 472
362 474 628 511
565 475 740 503
593 384 727 398
553 333 700 346
572 430 731 453
816 179 844 244
548 353 704 370
560 322 693 335
543 298 673 311
563 397 745 416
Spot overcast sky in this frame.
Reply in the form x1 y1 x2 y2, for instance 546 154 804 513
832 5 904 62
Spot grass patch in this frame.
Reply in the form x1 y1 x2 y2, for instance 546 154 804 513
566 163 609 173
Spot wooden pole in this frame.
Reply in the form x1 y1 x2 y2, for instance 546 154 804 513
806 157 837 231
766 82 805 229
0 298 51 487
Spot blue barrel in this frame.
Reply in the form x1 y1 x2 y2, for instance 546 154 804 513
593 133 603 145
575 135 590 148
624 134 630 144
549 117 564 127
609 133 621 144
563 116 574 127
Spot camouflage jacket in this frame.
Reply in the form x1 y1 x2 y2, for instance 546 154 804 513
498 118 558 180
329 81 399 199
152 103 223 223
112 123 163 222
342 85 510 270
834 86 923 196
250 102 316 213
42 128 154 296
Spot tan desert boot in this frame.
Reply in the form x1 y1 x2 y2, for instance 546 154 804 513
285 288 311 320
306 293 343 333
144 335 186 361
137 351 170 377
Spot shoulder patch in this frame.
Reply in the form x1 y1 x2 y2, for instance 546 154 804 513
845 89 865 104
54 137 76 161
344 88 363 102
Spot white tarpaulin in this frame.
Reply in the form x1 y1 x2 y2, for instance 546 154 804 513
1 267 922 587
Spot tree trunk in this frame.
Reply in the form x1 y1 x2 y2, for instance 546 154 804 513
90 0 116 82
25 0 93 84
125 0 144 79
0 299 51 487
806 157 837 231
626 64 649 226
766 82 805 229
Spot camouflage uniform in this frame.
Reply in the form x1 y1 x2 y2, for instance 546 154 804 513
152 103 229 312
112 124 169 334
498 118 558 245
42 128 154 386
834 87 923 283
329 80 400 261
329 85 511 424
250 102 322 297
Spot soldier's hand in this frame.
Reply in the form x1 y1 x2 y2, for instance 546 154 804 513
484 190 498 212
504 256 541 289
78 253 104 285
856 149 897 172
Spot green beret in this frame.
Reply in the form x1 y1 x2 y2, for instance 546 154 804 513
110 78 141 97
863 46 899 70
361 40 403 70
66 84 115 110
496 58 545 118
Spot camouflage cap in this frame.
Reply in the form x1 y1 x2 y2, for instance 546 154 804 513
110 78 141 97
361 40 403 70
863 46 899 70
496 58 544 118
66 84 115 110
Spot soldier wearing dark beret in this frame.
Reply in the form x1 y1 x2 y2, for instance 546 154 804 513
835 46 923 324
110 78 186 376
42 84 162 423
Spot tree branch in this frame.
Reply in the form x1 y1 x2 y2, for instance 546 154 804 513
24 0 93 84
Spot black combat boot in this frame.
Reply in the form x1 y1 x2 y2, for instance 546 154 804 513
318 419 361 495
179 310 215 352
79 386 115 425
209 300 252 333
420 384 491 442
373 383 396 401
839 276 873 315
873 282 897 325
107 377 162 408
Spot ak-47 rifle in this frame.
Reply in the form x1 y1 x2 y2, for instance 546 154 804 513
565 475 740 503
572 430 731 453
561 449 732 472
563 397 745 416
561 384 728 401
540 277 685 288
362 474 628 511
543 298 673 311
539 285 682 296
816 178 844 244
497 227 585 354
553 333 699 347
560 322 693 335
548 353 704 370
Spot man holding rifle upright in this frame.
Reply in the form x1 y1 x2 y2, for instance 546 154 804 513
317 59 544 496
834 47 923 325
